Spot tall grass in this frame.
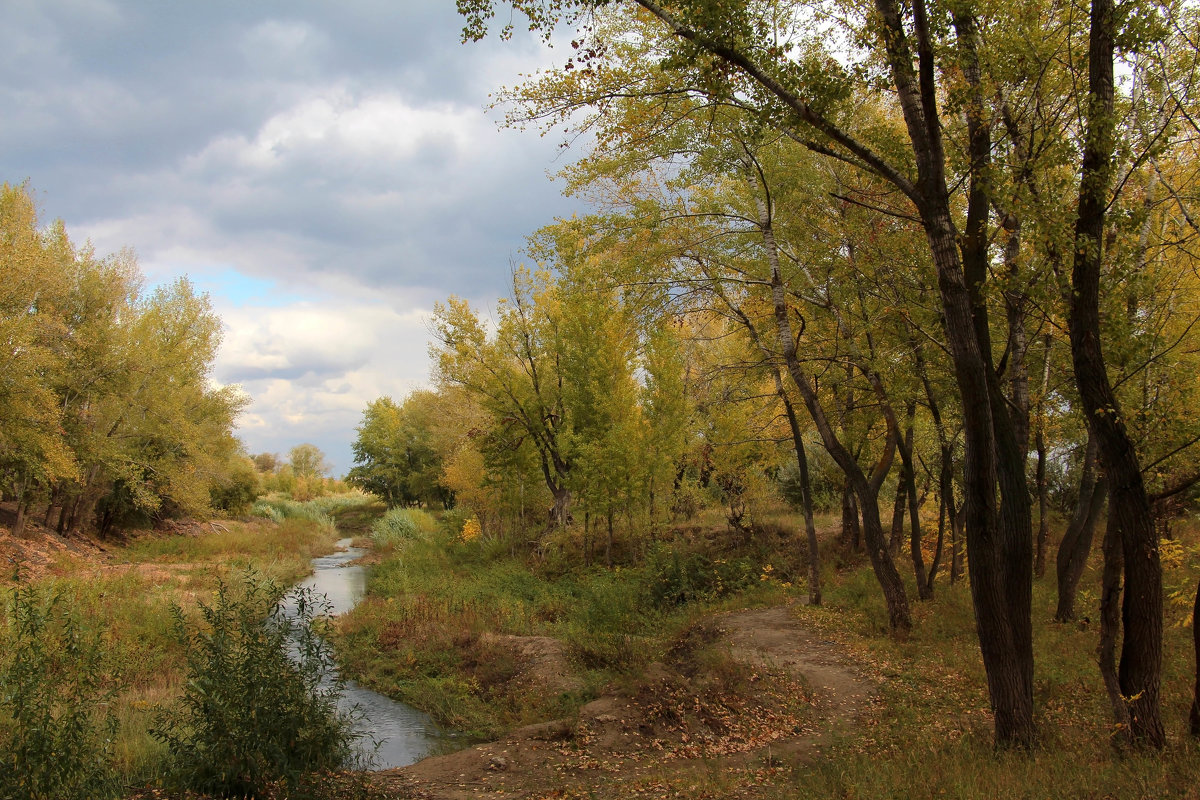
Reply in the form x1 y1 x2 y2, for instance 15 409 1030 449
369 507 439 548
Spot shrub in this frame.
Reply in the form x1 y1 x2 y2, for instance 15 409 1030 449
152 575 360 797
645 546 758 607
371 507 437 548
0 575 121 800
210 457 262 516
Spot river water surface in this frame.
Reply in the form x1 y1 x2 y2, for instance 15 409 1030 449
292 538 446 769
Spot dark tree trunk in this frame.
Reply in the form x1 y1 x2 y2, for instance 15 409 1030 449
1069 0 1163 747
13 501 28 538
1191 577 1200 736
1034 336 1054 578
1099 513 1132 745
896 408 931 600
606 509 614 569
841 487 862 551
777 373 822 606
1055 435 1106 622
889 481 907 555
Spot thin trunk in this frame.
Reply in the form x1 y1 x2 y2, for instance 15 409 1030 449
1070 0 1163 746
896 405 931 599
842 486 862 550
926 491 944 590
950 496 964 585
890 480 907 555
606 508 614 569
776 370 822 606
1099 512 1132 745
1055 435 1106 622
1034 336 1053 578
1191 577 1200 736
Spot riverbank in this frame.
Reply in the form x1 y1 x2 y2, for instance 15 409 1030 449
0 494 370 795
334 509 1200 800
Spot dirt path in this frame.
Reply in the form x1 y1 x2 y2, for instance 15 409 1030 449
374 602 873 799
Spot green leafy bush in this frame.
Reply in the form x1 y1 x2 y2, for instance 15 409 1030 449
646 546 757 607
152 575 360 797
0 576 120 800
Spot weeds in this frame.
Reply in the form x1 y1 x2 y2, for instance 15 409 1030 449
0 571 121 800
152 573 362 798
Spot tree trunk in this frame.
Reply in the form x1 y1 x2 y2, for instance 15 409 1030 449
549 486 572 529
1034 336 1054 578
776 371 822 606
1055 435 1106 622
756 190 909 632
1191 577 1200 736
1099 512 1132 746
841 486 861 551
889 481 907 555
896 408 931 600
606 508 614 569
1069 0 1163 747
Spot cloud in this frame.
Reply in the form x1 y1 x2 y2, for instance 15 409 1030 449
1 0 588 475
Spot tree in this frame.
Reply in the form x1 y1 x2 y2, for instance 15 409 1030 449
289 444 330 480
460 0 1033 744
348 393 452 508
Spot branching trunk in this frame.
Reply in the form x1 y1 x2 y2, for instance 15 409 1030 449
896 404 931 600
755 190 910 632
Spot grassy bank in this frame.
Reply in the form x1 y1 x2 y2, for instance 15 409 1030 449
333 508 794 739
0 493 373 795
335 504 1200 799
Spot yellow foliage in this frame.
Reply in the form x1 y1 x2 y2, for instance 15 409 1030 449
460 517 482 542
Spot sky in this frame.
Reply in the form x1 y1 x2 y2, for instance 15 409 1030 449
1 0 588 475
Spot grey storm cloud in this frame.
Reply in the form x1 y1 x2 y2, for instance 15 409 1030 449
1 0 582 296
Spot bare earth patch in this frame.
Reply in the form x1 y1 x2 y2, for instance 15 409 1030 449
373 602 874 799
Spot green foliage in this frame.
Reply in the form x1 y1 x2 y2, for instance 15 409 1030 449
370 507 438 548
347 393 453 509
0 574 120 800
0 182 248 536
288 443 330 479
645 545 758 607
152 575 360 798
249 494 358 531
209 456 262 516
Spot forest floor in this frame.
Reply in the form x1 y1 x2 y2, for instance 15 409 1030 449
372 602 874 799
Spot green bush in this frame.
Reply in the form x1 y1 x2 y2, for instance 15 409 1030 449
0 576 121 800
152 575 360 797
210 457 262 516
371 507 438 548
645 546 757 607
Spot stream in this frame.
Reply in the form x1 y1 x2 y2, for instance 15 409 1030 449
289 538 446 769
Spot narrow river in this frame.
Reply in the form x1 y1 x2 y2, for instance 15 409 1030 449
291 538 446 769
